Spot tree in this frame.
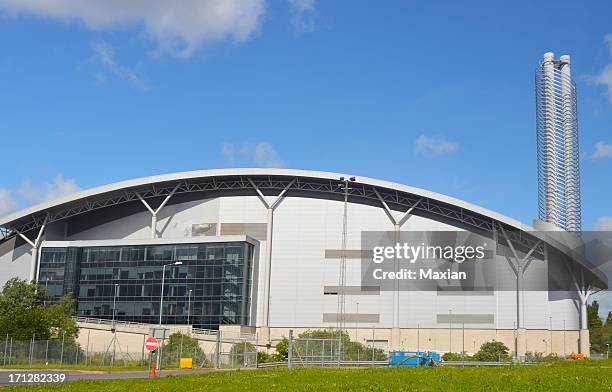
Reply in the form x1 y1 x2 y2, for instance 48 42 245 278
0 278 77 340
473 341 510 362
587 301 606 353
45 294 79 339
587 301 603 329
160 332 208 367
0 278 49 339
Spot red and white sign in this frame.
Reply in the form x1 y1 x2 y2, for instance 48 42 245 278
145 337 159 352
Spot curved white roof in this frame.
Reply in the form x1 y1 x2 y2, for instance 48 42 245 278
0 168 532 231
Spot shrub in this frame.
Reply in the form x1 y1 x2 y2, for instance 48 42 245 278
160 332 208 368
442 352 473 361
525 351 561 363
473 341 510 362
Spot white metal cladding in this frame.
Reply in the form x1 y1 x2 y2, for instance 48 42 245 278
9 195 577 330
535 53 582 232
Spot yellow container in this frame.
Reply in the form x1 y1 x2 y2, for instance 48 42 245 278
180 357 193 369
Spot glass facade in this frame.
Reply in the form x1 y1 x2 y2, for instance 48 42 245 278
39 241 254 330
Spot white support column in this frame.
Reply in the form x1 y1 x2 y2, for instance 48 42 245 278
16 215 49 283
565 263 592 356
499 226 540 359
136 184 180 239
248 178 296 338
373 189 421 349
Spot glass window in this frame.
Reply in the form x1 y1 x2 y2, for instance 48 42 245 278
40 241 254 330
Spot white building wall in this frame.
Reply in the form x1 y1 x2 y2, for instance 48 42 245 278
0 238 31 288
0 194 581 331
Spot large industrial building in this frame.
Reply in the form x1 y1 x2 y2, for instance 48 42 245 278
0 168 606 357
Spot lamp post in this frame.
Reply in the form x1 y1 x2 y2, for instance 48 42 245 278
159 262 183 326
355 302 359 343
111 284 119 367
563 319 566 357
112 284 119 325
44 278 50 305
449 309 452 352
187 289 192 325
549 317 553 354
157 261 182 371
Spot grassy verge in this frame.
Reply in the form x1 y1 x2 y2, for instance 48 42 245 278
4 359 611 391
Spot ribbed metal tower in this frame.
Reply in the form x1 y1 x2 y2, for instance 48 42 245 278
535 52 582 231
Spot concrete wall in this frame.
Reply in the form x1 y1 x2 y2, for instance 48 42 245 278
263 326 580 356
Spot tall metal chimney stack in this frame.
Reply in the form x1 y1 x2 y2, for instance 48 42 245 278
535 52 582 231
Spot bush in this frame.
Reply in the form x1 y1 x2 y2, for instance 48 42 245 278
160 332 208 368
473 341 510 362
525 351 561 363
256 350 287 363
442 352 474 361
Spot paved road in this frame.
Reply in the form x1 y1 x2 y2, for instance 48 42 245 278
0 369 221 387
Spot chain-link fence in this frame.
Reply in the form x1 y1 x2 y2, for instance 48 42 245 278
0 329 391 370
0 334 151 368
0 331 263 370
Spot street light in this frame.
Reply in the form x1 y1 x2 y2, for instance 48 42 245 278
157 261 182 372
187 289 193 325
159 262 183 325
112 284 119 325
355 302 359 342
111 283 119 367
449 309 452 352
549 317 553 354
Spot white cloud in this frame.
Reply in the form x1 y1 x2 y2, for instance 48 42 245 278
590 34 612 102
92 42 149 89
254 142 284 167
0 188 17 217
221 143 236 165
289 0 316 13
222 142 285 168
19 174 81 204
592 141 612 159
415 135 459 157
593 216 612 231
288 0 317 34
0 0 266 58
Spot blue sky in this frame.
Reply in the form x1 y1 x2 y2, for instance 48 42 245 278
0 1 611 228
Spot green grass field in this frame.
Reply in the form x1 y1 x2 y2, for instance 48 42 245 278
5 360 612 391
